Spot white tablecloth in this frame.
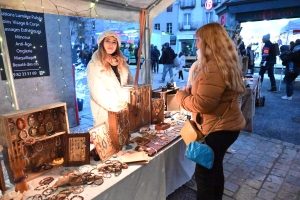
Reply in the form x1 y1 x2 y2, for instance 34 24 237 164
22 137 195 200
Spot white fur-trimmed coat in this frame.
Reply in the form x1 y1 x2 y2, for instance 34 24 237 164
87 50 133 126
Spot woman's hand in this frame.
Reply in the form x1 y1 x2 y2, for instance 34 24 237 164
182 85 192 94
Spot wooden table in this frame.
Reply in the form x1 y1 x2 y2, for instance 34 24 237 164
241 76 260 132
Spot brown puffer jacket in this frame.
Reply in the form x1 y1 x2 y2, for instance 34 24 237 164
176 60 245 135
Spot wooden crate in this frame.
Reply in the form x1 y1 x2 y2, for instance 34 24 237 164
123 85 151 132
0 102 70 183
152 87 179 111
108 107 130 150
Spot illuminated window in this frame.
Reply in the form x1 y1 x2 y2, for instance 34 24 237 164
166 23 172 34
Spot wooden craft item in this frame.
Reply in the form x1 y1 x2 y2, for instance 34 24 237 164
151 98 164 124
152 87 179 111
123 84 151 132
64 133 90 167
89 123 118 162
143 131 181 155
0 103 70 182
108 107 130 150
155 123 171 131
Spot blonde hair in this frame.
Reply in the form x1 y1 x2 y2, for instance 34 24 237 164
97 39 127 71
195 23 245 94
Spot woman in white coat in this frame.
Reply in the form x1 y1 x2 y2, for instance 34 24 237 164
87 30 133 126
176 52 186 82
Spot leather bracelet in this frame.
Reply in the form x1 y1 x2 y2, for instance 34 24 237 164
59 188 72 196
70 195 84 200
32 194 43 200
39 176 54 185
71 186 84 194
42 187 58 196
34 184 49 191
13 173 27 183
93 175 104 186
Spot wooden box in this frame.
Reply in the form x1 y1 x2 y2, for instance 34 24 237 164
108 107 130 150
166 94 181 111
0 102 69 182
152 88 179 111
123 84 151 132
151 98 164 124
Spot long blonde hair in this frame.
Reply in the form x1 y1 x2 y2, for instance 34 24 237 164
196 23 245 94
97 39 127 71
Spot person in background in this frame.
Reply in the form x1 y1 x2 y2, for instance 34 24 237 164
241 45 255 74
87 30 133 126
159 42 176 83
259 33 277 91
290 41 295 51
123 46 131 64
150 44 157 73
134 45 141 69
280 39 300 100
154 46 161 73
177 52 186 82
175 23 245 200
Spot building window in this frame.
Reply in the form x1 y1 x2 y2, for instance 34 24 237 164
184 13 191 25
154 23 160 30
166 23 172 34
167 5 173 12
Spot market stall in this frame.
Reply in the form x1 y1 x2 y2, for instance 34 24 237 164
0 0 194 198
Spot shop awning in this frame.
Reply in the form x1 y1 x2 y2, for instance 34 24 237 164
280 18 300 34
0 0 175 22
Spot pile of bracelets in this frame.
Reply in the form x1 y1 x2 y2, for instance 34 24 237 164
28 161 128 199
97 160 128 177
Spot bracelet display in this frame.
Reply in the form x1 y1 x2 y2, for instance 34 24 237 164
39 176 54 185
70 195 84 200
71 186 84 194
13 173 27 183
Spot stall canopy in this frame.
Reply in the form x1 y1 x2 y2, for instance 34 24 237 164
280 18 300 35
0 0 175 22
0 0 175 110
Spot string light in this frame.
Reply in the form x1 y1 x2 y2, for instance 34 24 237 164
2 0 100 103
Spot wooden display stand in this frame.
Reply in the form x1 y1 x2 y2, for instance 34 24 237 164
0 102 70 183
0 150 6 191
242 76 260 132
152 87 179 111
123 85 151 132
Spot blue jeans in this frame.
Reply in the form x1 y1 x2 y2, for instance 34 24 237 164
161 64 174 82
259 63 276 87
285 62 299 97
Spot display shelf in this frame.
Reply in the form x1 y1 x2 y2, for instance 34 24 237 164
0 102 70 182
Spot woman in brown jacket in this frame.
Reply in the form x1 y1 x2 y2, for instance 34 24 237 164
176 23 246 200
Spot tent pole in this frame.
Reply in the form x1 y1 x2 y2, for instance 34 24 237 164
0 11 19 110
144 13 151 84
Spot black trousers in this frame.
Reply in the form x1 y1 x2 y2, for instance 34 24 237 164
195 130 240 200
178 70 184 80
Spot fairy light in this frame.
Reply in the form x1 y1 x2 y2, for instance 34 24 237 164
2 0 101 102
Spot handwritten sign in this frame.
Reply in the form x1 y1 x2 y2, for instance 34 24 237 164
0 9 49 80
